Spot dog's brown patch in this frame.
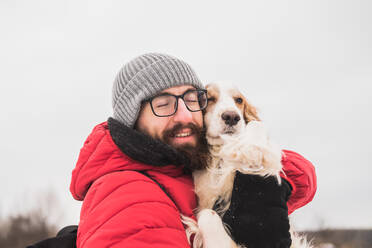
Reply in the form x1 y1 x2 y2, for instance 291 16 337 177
227 88 260 123
243 99 260 123
205 84 220 112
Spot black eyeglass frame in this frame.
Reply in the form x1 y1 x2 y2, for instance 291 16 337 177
144 89 208 117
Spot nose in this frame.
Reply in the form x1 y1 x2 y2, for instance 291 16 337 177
173 98 193 123
221 111 241 126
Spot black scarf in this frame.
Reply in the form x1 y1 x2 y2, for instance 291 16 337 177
107 117 192 171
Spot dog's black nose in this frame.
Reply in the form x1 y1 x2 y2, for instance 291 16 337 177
221 111 241 126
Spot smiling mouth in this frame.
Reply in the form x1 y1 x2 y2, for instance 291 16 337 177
171 128 194 138
174 132 192 137
163 124 200 147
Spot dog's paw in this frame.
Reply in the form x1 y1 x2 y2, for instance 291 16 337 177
197 209 233 248
220 121 283 177
197 209 222 230
233 144 265 171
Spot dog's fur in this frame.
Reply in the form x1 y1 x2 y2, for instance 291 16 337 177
182 83 312 248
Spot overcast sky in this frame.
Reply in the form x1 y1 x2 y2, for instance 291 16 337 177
1 0 371 231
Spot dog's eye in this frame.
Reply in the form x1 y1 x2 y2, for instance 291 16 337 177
235 97 243 104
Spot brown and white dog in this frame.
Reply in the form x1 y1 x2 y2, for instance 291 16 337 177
183 83 312 248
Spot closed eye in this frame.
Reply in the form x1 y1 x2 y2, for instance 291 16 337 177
156 103 170 108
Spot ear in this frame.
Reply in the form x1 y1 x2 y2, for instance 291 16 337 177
243 101 260 123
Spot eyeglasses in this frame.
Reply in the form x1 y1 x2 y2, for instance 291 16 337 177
144 89 208 117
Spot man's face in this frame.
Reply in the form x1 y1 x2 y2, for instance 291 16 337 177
135 85 204 149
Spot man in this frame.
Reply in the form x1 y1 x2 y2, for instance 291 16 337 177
29 53 316 247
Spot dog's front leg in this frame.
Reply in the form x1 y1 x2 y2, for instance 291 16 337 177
197 209 238 248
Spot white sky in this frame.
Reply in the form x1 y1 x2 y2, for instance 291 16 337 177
1 0 371 231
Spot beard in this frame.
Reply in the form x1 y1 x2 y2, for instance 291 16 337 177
162 123 210 172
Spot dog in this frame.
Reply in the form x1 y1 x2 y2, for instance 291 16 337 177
182 83 312 248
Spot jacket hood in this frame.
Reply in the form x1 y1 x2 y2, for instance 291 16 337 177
70 118 190 201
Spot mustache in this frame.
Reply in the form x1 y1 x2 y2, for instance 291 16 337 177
163 123 203 138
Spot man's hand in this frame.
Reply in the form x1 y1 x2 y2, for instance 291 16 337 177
221 172 292 248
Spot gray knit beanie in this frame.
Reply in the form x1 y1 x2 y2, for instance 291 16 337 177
112 53 204 128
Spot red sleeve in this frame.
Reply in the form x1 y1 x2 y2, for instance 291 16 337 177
77 171 190 248
280 150 317 215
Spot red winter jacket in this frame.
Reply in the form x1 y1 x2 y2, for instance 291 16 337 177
70 121 316 248
281 150 317 215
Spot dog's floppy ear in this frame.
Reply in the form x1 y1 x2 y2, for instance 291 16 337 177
243 100 260 123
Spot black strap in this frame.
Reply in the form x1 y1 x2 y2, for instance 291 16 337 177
26 226 77 248
136 170 177 207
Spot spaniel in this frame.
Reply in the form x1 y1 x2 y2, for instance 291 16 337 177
182 83 311 248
